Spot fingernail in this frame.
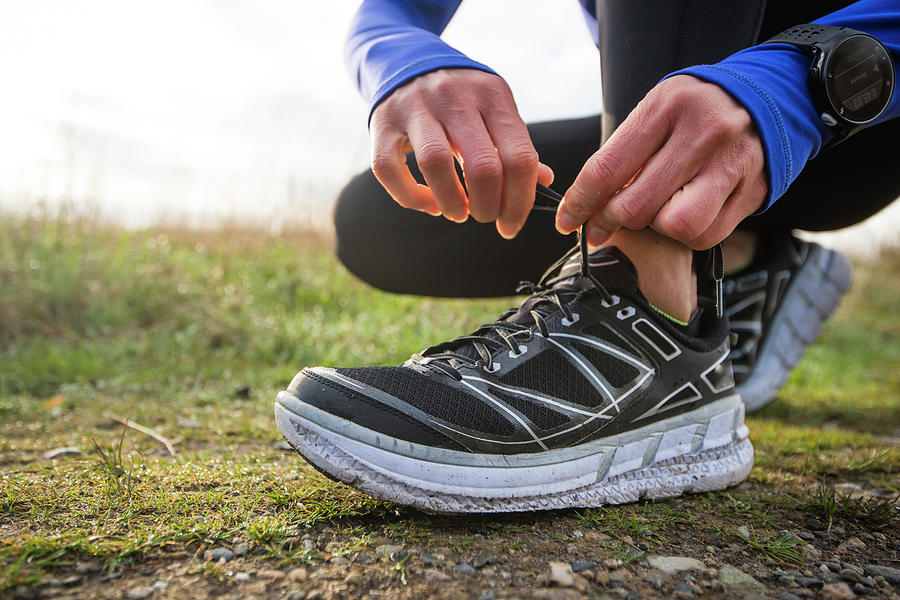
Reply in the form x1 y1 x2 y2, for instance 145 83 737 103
587 225 610 246
556 212 577 234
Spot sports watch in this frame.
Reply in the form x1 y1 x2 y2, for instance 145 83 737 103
765 24 894 143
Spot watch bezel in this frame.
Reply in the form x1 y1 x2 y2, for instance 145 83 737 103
818 33 894 126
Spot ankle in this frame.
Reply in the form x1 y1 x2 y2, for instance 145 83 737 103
598 229 696 323
722 230 758 274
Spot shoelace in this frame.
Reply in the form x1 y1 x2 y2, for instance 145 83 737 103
413 185 724 379
414 185 614 380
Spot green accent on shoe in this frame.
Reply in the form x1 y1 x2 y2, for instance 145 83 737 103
648 303 689 327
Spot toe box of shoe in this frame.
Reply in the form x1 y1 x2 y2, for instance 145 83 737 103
285 367 467 451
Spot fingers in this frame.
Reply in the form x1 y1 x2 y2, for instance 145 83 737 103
649 168 736 245
445 113 502 224
370 127 440 216
407 119 469 222
482 108 540 239
556 100 669 235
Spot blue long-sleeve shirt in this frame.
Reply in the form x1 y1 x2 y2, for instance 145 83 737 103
345 0 899 211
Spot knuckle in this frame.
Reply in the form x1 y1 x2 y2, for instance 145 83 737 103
609 198 651 229
563 187 595 220
657 208 702 242
504 146 539 175
466 153 503 182
415 142 453 171
370 152 397 181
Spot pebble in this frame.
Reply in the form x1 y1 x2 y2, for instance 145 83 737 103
842 563 864 576
472 550 502 568
151 581 168 590
737 525 752 538
424 568 451 582
571 560 596 573
354 552 375 565
775 592 803 600
824 562 843 573
233 542 249 556
287 567 308 581
457 562 475 575
286 592 306 600
203 547 233 562
344 572 363 586
718 565 767 593
860 576 876 588
843 537 867 552
533 590 584 600
865 564 900 585
125 586 155 600
43 447 82 459
821 582 857 600
375 544 405 561
806 519 826 530
234 573 251 582
257 569 285 580
647 556 706 575
777 576 794 585
798 543 822 562
673 582 692 593
797 531 816 541
795 576 823 588
608 568 630 584
603 559 623 569
839 568 862 583
549 561 575 587
74 562 100 574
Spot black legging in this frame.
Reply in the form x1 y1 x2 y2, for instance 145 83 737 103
334 0 900 297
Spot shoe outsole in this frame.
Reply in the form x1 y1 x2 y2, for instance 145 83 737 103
274 393 754 513
737 244 852 412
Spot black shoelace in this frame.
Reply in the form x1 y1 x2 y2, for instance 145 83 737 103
413 184 724 380
414 185 614 380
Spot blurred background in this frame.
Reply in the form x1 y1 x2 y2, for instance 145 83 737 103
1 0 896 255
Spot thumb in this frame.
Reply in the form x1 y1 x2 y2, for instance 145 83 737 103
538 162 554 186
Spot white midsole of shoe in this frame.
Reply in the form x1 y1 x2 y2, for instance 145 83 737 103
274 392 753 512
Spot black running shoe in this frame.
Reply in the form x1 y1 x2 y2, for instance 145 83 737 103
275 235 753 513
725 233 852 412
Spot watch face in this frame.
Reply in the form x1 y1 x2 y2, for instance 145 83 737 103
824 34 894 124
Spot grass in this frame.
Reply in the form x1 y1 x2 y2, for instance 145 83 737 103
0 214 898 593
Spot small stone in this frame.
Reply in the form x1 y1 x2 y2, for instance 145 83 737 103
286 592 306 600
647 556 706 575
74 562 100 574
424 568 451 582
821 582 856 600
796 577 823 588
718 565 767 593
824 562 843 573
257 569 285 580
151 581 168 590
375 544 405 561
775 592 803 600
43 447 82 459
603 558 623 569
203 547 233 562
472 550 502 568
798 531 816 541
841 564 864 576
457 562 475 575
324 541 342 553
125 586 154 600
799 543 822 562
571 560 596 573
865 564 900 585
354 552 375 565
233 542 249 556
778 576 795 585
839 569 861 583
824 573 843 584
344 572 363 586
706 545 717 554
608 568 630 584
287 567 308 582
234 573 251 582
176 417 203 429
549 561 575 587
806 519 826 531
532 589 584 600
844 537 867 552
571 530 584 538
860 576 876 588
737 525 751 538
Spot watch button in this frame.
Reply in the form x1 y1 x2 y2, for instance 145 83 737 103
808 67 819 81
820 112 838 127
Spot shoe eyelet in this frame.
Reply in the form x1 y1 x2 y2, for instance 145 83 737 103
601 295 620 308
616 306 636 320
484 362 501 373
561 313 580 327
508 345 528 359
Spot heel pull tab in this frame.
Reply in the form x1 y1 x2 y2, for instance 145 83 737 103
712 243 724 317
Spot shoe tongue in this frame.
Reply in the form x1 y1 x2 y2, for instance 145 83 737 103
556 246 641 296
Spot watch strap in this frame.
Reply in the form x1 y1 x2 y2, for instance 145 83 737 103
765 24 848 51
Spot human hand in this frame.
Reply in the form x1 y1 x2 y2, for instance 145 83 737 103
370 68 554 238
555 75 767 250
